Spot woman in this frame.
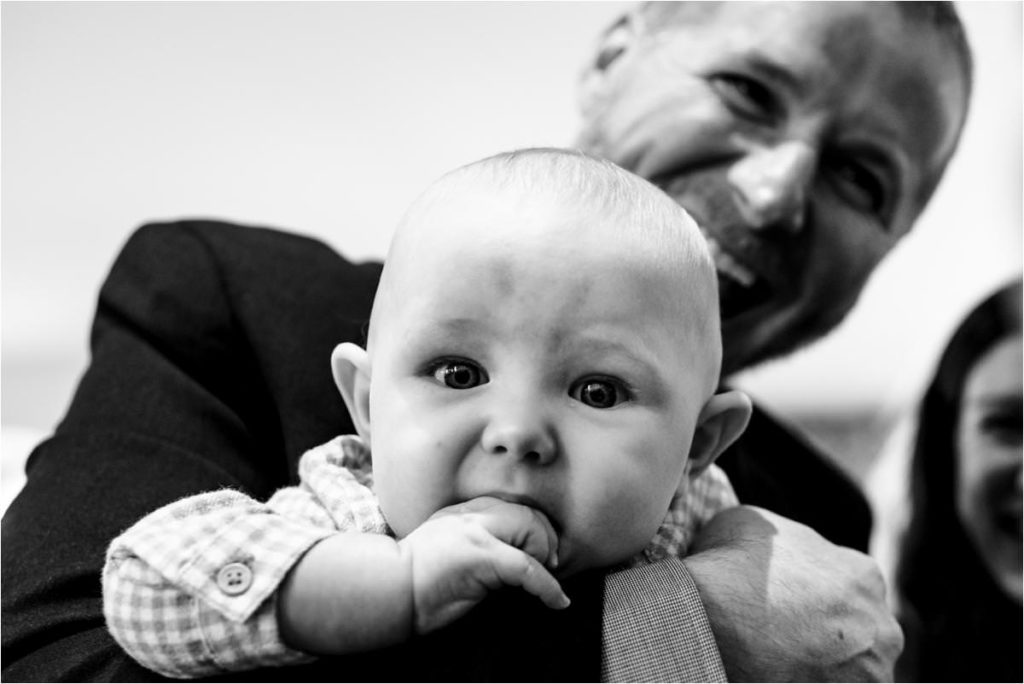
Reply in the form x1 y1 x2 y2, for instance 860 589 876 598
896 278 1022 683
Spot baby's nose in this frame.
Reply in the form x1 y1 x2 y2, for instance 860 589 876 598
480 406 557 466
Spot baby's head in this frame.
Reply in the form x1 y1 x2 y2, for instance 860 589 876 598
334 148 750 575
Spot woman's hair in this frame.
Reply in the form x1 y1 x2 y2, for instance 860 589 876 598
895 277 1022 682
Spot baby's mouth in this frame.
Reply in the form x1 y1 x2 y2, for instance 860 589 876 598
482 492 561 535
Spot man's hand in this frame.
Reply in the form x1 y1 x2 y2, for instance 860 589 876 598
685 505 903 682
400 496 570 634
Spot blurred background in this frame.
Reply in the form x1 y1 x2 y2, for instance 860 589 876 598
2 1 1021 514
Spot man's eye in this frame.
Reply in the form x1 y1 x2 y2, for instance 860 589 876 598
709 73 780 123
431 360 487 390
571 378 628 409
827 156 889 219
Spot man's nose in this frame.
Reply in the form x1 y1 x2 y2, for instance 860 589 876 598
727 140 816 234
480 402 557 466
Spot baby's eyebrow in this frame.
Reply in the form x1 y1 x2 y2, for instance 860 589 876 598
407 316 490 350
562 336 666 386
414 316 484 336
432 317 484 333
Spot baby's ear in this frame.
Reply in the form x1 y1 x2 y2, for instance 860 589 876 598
686 390 752 477
331 343 372 443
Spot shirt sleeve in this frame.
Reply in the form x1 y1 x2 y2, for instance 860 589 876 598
601 560 727 683
102 436 386 679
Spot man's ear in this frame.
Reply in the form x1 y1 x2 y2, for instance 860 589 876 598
331 342 372 444
578 12 639 118
687 390 752 477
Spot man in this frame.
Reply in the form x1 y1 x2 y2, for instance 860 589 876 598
578 0 971 556
1 2 970 681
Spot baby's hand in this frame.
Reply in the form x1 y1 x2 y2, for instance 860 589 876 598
398 496 570 634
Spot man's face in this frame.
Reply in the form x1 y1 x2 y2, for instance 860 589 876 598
367 199 712 575
577 2 969 375
956 334 1023 603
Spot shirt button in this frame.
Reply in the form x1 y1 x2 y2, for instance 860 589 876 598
216 562 253 596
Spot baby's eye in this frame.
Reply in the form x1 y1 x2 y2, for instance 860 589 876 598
570 378 629 409
431 360 488 390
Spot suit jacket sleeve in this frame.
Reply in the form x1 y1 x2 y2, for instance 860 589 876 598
1 220 604 681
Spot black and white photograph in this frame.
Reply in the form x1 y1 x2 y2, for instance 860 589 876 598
3 2 1021 681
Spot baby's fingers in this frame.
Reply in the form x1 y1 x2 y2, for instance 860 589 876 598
491 544 570 610
449 497 559 568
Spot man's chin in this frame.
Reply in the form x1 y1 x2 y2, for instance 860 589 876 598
721 302 846 378
717 272 773 321
720 304 800 378
721 316 772 379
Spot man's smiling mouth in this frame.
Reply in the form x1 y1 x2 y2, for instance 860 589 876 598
704 234 774 321
652 171 780 322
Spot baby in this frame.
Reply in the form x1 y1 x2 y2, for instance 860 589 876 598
103 148 752 677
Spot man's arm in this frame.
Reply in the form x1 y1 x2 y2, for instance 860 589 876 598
3 223 294 682
687 506 902 682
2 221 603 682
601 505 903 683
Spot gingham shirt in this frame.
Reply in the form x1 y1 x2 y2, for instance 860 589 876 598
103 435 737 680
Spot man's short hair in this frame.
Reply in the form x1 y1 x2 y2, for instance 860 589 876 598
633 1 973 97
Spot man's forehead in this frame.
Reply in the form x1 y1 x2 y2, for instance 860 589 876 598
670 3 963 111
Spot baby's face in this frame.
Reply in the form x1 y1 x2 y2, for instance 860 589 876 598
366 196 715 575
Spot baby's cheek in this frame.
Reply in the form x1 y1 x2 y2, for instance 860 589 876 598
373 466 414 538
374 437 457 538
628 456 686 536
371 452 424 534
599 470 676 554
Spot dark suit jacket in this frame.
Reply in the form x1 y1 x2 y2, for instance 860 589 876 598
1 220 870 681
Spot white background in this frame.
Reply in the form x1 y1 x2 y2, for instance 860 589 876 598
2 1 1021 504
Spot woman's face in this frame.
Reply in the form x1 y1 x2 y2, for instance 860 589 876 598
956 333 1023 602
